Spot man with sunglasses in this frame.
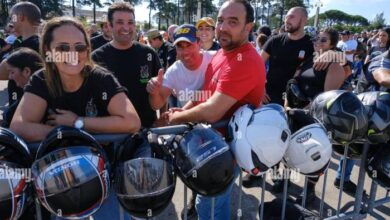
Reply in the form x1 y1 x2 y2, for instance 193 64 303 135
92 2 161 128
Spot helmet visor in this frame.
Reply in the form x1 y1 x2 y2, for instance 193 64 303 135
31 146 109 217
116 158 175 198
176 127 230 177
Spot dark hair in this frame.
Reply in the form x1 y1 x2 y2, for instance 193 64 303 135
40 17 93 98
380 27 390 49
256 34 268 47
108 2 135 24
228 0 254 23
321 27 339 49
6 47 43 73
10 2 41 25
257 25 271 37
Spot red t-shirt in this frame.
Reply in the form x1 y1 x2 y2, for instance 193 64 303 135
197 42 266 123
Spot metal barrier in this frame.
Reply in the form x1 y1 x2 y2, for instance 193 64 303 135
26 128 389 220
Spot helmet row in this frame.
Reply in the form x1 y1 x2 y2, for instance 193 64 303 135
229 104 332 178
1 124 236 219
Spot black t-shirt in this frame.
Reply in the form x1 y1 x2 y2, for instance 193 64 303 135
92 42 161 127
208 41 221 51
264 33 314 105
158 41 174 70
91 34 110 51
8 35 40 105
25 67 125 117
296 60 328 99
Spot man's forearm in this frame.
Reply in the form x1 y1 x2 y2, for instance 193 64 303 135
373 68 390 88
171 102 221 124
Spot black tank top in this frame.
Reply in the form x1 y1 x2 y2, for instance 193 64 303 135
296 60 329 99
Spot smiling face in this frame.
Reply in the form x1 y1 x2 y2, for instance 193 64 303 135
176 41 201 69
198 23 215 43
216 1 252 51
49 24 89 77
109 11 135 47
314 32 332 52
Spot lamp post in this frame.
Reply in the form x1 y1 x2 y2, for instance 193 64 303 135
314 0 323 29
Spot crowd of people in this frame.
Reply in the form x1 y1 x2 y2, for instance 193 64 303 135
0 0 389 219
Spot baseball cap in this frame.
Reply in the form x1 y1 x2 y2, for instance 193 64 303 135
340 30 350 35
173 24 197 45
146 29 161 40
196 17 215 29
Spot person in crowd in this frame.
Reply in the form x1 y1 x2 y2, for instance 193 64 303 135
92 2 161 128
337 30 357 62
256 33 268 53
10 17 140 220
364 28 390 64
284 28 345 204
257 25 272 37
160 30 169 42
89 23 100 38
160 1 266 219
243 7 314 189
147 24 216 219
146 28 175 69
2 48 43 127
196 17 221 51
1 23 17 60
0 1 41 113
91 21 112 51
167 24 178 44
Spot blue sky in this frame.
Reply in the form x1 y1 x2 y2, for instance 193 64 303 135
75 0 389 25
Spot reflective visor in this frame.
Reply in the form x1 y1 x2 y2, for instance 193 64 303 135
116 158 175 198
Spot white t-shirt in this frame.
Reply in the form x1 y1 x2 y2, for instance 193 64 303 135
163 51 215 107
337 39 357 62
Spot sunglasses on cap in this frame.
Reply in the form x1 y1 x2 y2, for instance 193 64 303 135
54 43 88 53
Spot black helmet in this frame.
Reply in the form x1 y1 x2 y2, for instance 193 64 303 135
310 90 368 144
115 133 176 218
32 126 110 219
357 91 390 144
286 79 311 109
366 143 390 190
332 143 364 159
172 124 234 196
0 127 32 220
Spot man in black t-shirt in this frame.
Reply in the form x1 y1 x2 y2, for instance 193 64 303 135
146 29 175 70
243 7 315 195
91 22 112 51
261 7 314 106
0 2 41 108
92 2 161 128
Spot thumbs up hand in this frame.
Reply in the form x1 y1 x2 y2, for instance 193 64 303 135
146 68 164 95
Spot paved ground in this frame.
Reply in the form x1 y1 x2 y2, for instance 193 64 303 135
0 80 388 220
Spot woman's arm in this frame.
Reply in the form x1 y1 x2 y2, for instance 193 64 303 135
82 92 141 134
324 63 345 91
10 93 54 142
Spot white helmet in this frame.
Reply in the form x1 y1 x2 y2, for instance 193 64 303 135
283 109 332 177
228 104 291 176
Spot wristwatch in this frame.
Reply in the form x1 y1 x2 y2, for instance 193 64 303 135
74 117 85 129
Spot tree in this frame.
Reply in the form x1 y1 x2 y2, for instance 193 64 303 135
372 12 386 29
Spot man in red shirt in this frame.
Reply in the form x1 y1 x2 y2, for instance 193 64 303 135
163 0 265 219
166 0 265 129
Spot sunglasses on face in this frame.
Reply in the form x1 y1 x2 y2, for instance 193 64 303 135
54 43 88 53
313 37 329 43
